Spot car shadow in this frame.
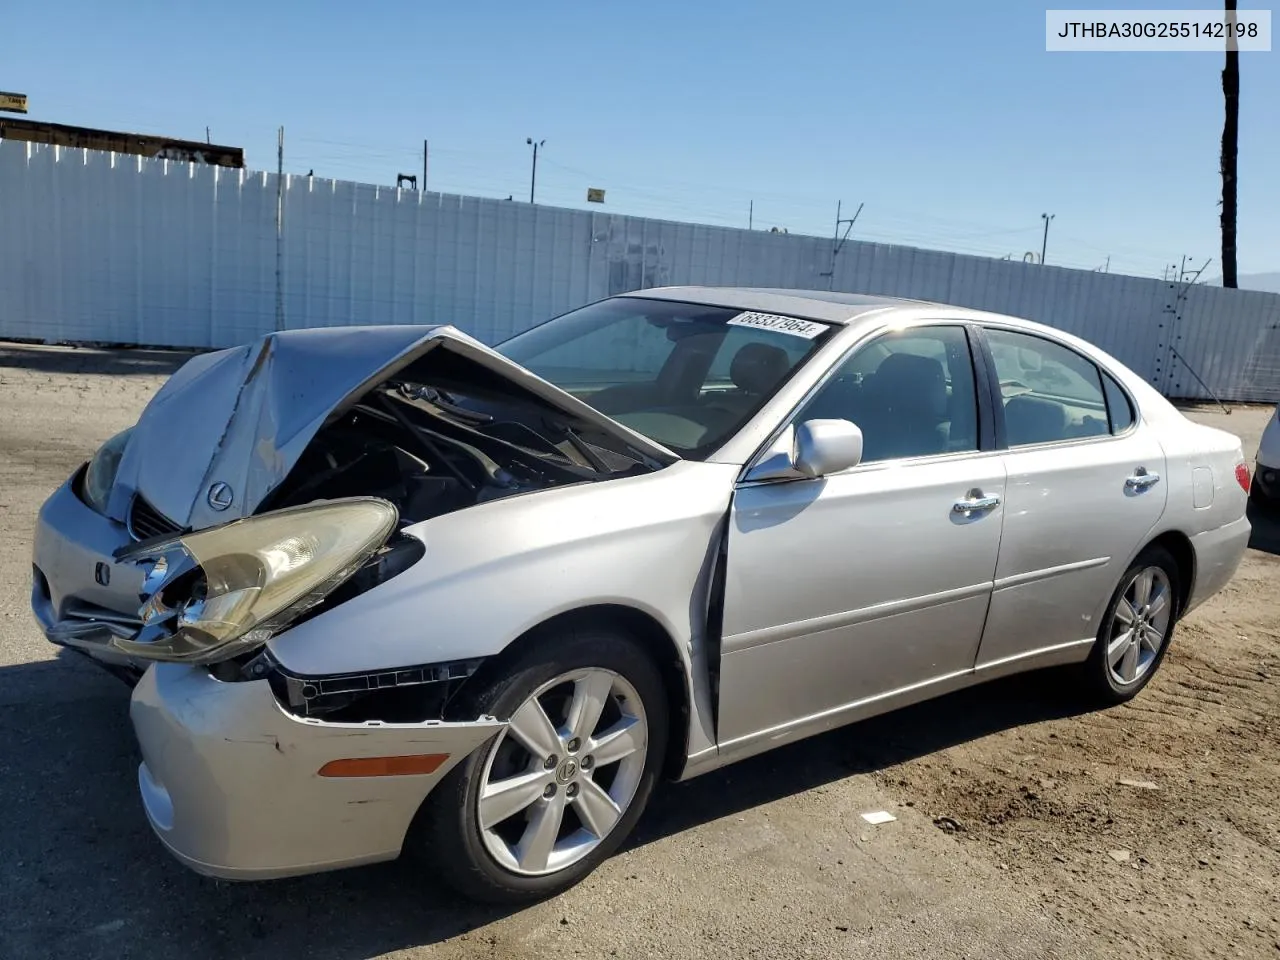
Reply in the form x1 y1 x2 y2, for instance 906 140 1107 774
0 342 199 378
1246 498 1280 556
631 669 1086 848
0 651 1087 960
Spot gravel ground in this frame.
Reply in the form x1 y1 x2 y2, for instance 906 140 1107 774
0 344 1276 960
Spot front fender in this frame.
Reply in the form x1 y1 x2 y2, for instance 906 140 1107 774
266 460 738 762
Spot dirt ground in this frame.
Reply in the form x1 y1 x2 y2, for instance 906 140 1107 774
0 344 1277 960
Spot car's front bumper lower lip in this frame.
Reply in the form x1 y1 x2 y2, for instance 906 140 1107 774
131 663 504 880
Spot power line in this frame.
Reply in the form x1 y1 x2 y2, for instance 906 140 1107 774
271 137 1177 279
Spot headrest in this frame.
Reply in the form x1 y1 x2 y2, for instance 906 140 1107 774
1004 394 1067 445
868 352 946 417
730 342 791 395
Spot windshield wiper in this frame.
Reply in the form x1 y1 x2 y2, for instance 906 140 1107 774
397 383 494 425
388 390 600 483
559 424 611 473
372 393 478 492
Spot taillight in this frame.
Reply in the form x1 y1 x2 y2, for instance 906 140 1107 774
1235 462 1251 493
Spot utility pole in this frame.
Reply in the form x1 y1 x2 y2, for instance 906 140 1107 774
205 126 211 144
1221 0 1240 287
275 126 284 332
423 139 429 193
1040 213 1054 265
526 137 545 204
749 199 753 230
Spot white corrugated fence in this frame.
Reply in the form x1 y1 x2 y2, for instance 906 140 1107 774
1 141 1277 402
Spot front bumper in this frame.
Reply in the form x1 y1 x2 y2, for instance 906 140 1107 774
131 664 504 880
32 473 149 673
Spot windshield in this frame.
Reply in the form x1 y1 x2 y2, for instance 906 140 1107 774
497 297 832 459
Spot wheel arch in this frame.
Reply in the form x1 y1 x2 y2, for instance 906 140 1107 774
446 603 693 780
1140 529 1196 616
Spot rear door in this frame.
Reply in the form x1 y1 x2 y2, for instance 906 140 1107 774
718 324 1006 748
974 326 1167 670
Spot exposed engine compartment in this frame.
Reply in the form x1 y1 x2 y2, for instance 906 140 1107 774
263 353 652 528
204 365 659 718
265 408 506 524
121 342 665 720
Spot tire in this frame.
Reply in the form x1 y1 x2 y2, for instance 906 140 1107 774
1250 477 1274 511
410 626 669 903
1081 545 1181 705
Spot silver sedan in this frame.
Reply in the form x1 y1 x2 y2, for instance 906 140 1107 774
32 287 1251 902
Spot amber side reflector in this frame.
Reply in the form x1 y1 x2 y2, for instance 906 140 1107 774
318 754 449 778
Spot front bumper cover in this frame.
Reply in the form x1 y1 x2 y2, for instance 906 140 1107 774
131 663 504 880
32 473 149 674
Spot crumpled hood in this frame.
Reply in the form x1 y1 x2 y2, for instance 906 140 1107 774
107 324 677 532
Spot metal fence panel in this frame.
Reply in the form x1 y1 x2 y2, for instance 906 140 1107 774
1 141 1278 401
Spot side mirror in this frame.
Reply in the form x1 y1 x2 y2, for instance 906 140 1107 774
745 420 864 482
793 419 863 478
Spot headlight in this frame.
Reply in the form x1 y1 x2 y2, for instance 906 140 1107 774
81 428 133 515
111 497 398 664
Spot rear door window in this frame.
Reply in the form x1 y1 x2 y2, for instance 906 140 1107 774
985 328 1110 445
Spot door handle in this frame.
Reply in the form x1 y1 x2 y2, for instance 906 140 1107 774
1125 470 1161 491
953 493 1001 515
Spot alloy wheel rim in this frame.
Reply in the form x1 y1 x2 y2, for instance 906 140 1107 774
477 668 648 877
1106 566 1172 687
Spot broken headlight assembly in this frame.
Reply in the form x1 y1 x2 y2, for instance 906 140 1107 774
112 497 399 665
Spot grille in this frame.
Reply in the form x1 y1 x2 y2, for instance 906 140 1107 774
126 495 183 541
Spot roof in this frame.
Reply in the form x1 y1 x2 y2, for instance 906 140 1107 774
0 118 244 168
627 286 934 324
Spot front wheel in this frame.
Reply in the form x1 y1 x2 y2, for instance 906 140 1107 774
1081 545 1180 705
412 628 668 903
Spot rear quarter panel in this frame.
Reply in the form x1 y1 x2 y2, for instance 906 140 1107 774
1133 386 1249 613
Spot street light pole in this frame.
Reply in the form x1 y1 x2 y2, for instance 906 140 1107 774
526 138 545 204
1040 212 1055 265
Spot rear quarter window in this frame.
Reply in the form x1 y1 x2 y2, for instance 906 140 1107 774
1102 372 1135 433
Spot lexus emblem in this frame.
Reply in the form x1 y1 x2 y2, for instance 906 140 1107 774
207 482 235 511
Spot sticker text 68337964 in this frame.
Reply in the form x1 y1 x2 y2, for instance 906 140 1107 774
725 311 829 339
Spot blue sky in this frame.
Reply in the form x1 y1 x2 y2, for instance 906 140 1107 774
5 0 1277 279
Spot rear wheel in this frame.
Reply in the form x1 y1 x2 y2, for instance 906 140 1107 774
412 628 668 903
1082 545 1180 704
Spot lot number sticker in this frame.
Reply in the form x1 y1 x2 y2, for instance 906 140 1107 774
726 311 828 339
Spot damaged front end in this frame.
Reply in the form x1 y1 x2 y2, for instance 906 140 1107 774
38 322 676 698
113 497 399 666
107 323 674 532
258 654 486 721
109 494 495 732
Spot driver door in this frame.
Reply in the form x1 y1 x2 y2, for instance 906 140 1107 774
716 324 1005 751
